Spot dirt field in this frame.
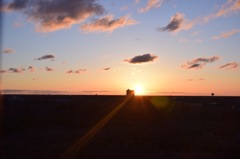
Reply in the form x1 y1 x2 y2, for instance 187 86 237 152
1 95 240 159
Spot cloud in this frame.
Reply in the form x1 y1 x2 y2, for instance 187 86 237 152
3 48 15 54
120 6 129 11
186 78 205 82
80 15 137 32
0 70 6 73
46 67 54 71
75 69 87 74
2 0 105 32
135 0 141 4
4 0 28 10
216 0 240 17
66 70 73 74
179 38 189 43
212 29 240 39
158 13 196 32
8 67 25 73
139 0 164 13
124 53 158 64
185 63 203 69
191 31 200 36
35 54 55 60
13 21 24 27
219 62 239 70
66 69 87 74
158 1 240 33
203 0 240 23
182 56 220 69
103 67 110 71
28 66 34 72
192 56 220 63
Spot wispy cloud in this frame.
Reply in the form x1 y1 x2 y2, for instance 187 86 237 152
35 54 55 60
46 67 54 72
203 0 240 23
120 6 129 11
216 0 240 17
66 69 87 74
3 48 15 54
1 0 105 32
182 56 220 69
219 62 239 70
81 15 137 32
66 70 74 74
135 0 141 4
124 53 158 64
178 38 189 43
0 70 6 73
186 78 205 82
13 21 24 28
8 67 25 73
158 13 196 32
3 67 34 73
212 29 240 39
191 31 200 36
102 67 110 71
139 0 165 13
28 66 34 72
75 69 87 74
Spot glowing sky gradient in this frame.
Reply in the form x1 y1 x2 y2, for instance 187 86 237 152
1 0 240 96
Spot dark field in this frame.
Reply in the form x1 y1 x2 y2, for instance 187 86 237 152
1 95 240 159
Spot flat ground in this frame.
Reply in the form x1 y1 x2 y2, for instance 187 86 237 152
1 95 240 159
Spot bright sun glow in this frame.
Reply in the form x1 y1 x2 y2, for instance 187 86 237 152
134 84 144 95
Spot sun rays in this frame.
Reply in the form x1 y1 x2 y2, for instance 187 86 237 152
59 96 132 159
134 84 145 95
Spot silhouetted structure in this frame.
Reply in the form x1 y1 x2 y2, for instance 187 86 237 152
211 93 215 96
126 89 135 96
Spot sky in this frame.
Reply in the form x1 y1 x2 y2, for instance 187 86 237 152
0 0 240 96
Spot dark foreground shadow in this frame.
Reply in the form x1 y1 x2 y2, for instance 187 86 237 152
2 95 240 159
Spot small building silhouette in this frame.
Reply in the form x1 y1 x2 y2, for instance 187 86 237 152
126 89 135 96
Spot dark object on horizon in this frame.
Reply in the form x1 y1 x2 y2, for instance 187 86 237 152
126 89 135 96
211 93 215 96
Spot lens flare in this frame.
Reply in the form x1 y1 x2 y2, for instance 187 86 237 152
134 84 144 95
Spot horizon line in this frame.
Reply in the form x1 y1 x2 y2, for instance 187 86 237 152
1 89 238 97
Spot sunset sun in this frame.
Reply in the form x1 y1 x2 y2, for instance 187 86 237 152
134 84 144 95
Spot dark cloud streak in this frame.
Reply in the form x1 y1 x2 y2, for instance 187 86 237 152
103 67 110 71
66 69 87 74
35 54 55 60
3 48 15 54
158 13 184 32
75 69 87 74
219 62 238 70
182 56 220 70
0 70 6 73
8 67 25 73
46 67 54 71
124 53 158 64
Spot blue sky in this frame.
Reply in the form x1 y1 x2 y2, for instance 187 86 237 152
1 0 240 95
